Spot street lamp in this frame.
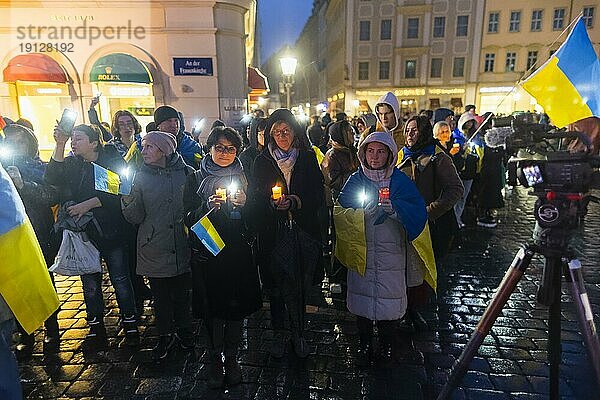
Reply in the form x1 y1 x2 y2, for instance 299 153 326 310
280 56 297 109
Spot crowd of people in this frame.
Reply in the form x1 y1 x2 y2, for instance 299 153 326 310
0 91 511 394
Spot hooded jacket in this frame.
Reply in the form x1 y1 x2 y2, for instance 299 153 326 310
338 132 435 320
121 153 193 278
371 92 405 150
239 117 266 184
321 121 359 202
458 112 485 174
433 108 454 124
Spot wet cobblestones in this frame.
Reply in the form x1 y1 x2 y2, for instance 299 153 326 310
16 187 600 399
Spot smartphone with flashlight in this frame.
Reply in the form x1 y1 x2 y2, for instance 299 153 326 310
57 109 77 135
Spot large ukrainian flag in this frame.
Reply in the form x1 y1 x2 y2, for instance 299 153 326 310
521 17 600 128
0 164 59 334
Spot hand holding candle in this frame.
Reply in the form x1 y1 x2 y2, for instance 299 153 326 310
216 188 227 201
272 185 282 200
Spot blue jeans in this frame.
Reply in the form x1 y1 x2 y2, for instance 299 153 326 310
81 246 137 322
0 318 22 400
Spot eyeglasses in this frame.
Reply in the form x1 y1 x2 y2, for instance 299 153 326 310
272 128 292 138
213 144 237 155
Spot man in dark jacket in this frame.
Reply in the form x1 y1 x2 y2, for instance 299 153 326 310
154 105 204 168
1 124 60 352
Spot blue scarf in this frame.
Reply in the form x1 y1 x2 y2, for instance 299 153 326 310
401 143 436 162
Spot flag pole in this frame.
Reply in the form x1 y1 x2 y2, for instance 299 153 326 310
466 12 585 144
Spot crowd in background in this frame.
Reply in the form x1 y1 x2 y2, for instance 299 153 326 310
1 90 548 395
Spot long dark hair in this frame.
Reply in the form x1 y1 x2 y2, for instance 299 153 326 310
404 115 434 151
111 110 142 139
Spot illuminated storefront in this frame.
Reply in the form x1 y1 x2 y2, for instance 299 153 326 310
90 53 156 129
477 86 536 116
2 53 75 158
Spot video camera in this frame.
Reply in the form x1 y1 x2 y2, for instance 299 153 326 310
483 112 599 230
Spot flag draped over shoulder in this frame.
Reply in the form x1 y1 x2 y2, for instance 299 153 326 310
191 209 225 256
521 17 600 128
0 164 59 334
336 168 437 291
333 206 366 276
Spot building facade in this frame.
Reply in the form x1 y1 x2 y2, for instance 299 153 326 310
478 0 599 115
0 0 256 158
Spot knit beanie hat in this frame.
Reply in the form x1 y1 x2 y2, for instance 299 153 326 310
143 131 177 156
154 105 179 127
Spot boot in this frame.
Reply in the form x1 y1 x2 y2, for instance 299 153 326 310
208 352 225 389
86 317 107 340
152 335 175 361
224 353 242 386
16 331 35 359
122 315 139 346
269 330 288 358
44 317 60 346
292 333 310 359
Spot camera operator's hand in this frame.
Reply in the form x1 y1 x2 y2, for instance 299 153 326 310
6 166 24 190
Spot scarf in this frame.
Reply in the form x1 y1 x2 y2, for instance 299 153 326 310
197 156 247 200
401 143 436 162
268 142 298 188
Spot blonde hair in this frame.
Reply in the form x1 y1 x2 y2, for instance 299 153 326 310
433 121 450 139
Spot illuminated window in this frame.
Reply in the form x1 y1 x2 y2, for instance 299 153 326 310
505 52 516 72
405 60 416 78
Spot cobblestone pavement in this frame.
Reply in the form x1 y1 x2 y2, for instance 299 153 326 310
16 187 600 399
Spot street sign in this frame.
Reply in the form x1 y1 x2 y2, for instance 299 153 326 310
173 58 213 76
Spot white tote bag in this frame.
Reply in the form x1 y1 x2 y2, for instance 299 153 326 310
49 230 102 276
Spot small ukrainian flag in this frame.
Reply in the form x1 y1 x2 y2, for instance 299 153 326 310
191 210 225 256
93 163 134 195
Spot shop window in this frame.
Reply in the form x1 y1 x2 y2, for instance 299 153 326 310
429 98 440 109
433 16 445 38
400 99 417 115
451 97 463 114
380 19 392 40
488 12 499 33
407 18 419 39
531 10 543 32
456 15 469 37
430 58 442 78
553 8 565 30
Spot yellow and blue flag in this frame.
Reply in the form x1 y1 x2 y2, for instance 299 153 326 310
0 164 59 334
191 210 225 256
337 168 437 291
93 163 134 195
521 17 600 128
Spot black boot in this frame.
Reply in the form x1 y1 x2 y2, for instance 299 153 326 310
44 317 60 346
122 315 139 346
224 352 242 386
152 335 175 361
208 352 225 389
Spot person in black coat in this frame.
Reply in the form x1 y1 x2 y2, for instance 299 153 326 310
239 117 266 185
45 123 138 346
183 127 261 388
1 124 60 352
250 108 325 359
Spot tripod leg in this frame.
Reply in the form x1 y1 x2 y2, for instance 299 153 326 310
564 258 600 388
437 247 535 400
546 257 562 400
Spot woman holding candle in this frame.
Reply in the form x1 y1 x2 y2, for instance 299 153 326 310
337 131 435 367
183 126 261 388
250 108 325 359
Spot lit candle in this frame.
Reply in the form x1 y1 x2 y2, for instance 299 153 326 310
272 185 282 200
216 188 227 201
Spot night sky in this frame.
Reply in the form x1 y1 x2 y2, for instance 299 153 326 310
258 0 313 64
